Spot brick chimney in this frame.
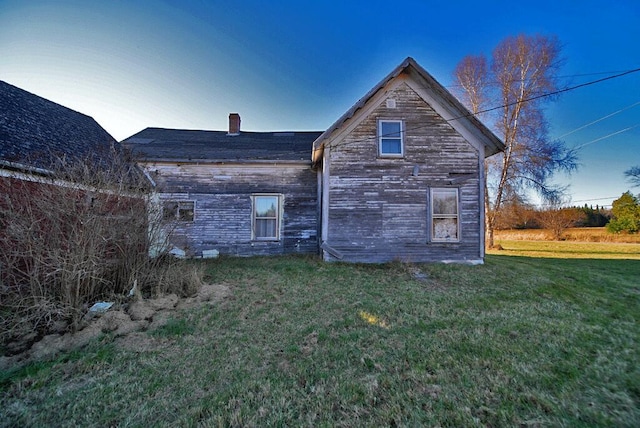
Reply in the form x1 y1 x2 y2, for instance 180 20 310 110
228 113 241 135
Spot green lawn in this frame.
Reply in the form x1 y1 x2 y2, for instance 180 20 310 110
2 254 639 426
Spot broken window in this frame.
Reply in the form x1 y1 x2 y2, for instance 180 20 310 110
431 188 459 242
163 201 194 222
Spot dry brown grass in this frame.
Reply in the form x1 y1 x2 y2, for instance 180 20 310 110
494 227 640 243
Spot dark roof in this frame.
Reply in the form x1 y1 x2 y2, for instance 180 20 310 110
0 80 118 171
123 128 323 163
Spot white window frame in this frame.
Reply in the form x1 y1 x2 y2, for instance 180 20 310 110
378 120 404 157
430 188 460 242
251 194 282 241
162 200 195 222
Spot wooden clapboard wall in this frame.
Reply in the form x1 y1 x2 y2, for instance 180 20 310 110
145 162 319 257
323 82 483 263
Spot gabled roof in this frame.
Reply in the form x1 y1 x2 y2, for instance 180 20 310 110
312 57 505 163
123 128 323 164
0 80 118 172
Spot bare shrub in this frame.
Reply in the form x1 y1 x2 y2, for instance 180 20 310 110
0 148 202 351
536 207 585 240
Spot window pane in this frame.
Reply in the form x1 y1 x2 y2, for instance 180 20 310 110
433 218 458 240
433 190 457 215
255 219 277 238
255 197 277 218
381 121 401 138
253 195 280 239
162 202 177 220
163 201 194 222
381 139 402 154
178 203 194 221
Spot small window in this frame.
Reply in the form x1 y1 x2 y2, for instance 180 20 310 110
252 195 281 240
431 188 459 242
163 201 195 222
378 120 403 156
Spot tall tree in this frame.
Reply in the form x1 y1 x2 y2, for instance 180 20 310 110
625 165 640 187
453 55 489 115
607 191 640 233
454 34 577 248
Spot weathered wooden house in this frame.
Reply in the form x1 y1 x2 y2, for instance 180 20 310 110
124 116 323 257
314 57 504 263
124 57 504 263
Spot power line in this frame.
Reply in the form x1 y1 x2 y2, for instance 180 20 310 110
557 101 640 139
445 69 638 89
572 125 639 150
329 67 640 149
571 196 619 203
450 67 640 121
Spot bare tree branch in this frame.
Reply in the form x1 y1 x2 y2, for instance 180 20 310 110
625 166 640 187
453 34 577 248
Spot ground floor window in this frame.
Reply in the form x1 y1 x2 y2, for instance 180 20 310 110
430 188 459 242
252 194 282 240
163 200 195 222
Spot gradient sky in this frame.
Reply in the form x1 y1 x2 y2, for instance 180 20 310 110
1 0 638 207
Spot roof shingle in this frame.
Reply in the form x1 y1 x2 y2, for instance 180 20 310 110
123 127 322 163
0 80 118 170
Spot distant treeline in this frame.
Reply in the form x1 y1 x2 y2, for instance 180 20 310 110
495 204 610 230
577 205 610 227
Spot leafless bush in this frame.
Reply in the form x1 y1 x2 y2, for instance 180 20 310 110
0 148 203 351
535 207 585 240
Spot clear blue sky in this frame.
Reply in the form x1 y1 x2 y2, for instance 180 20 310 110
1 0 638 207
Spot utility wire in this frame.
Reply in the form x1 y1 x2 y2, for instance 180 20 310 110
449 67 640 121
328 67 640 149
572 125 639 150
571 196 619 203
557 101 640 139
445 69 639 89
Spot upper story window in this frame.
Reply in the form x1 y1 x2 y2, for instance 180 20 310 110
252 194 282 240
378 120 404 156
430 188 459 242
163 200 195 222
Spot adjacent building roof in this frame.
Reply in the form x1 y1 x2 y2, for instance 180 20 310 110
0 80 118 172
312 57 505 163
123 128 323 163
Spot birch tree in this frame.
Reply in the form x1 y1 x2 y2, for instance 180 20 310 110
454 34 577 248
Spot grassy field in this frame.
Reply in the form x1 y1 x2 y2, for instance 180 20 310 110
491 228 640 260
489 240 640 260
494 227 640 244
1 253 639 426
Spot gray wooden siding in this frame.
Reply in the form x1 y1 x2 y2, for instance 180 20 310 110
147 163 318 257
325 83 482 263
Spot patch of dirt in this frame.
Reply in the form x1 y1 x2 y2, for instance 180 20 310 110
0 283 232 371
176 283 232 310
408 267 448 291
301 331 318 356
